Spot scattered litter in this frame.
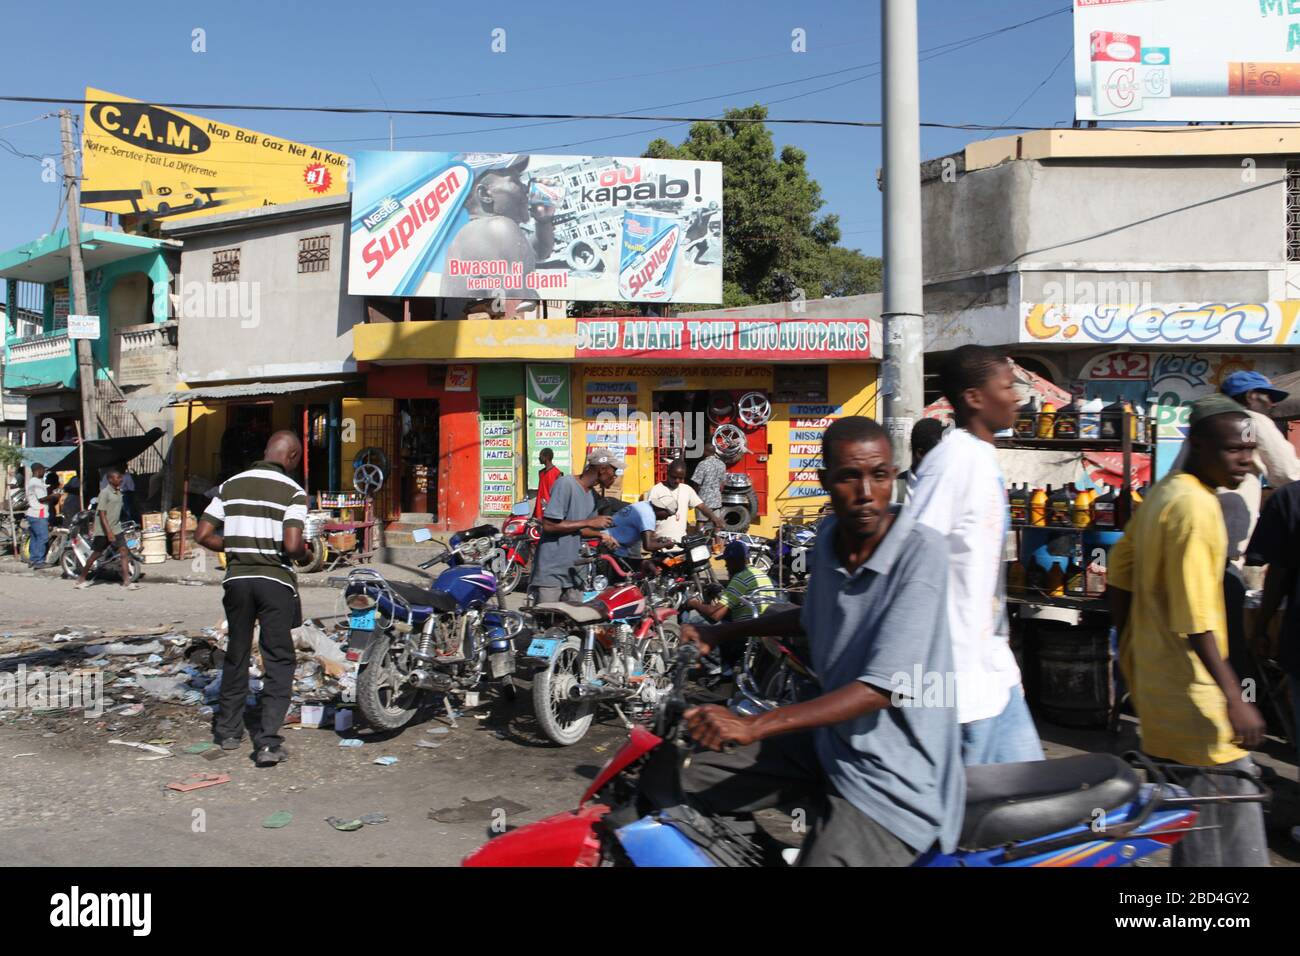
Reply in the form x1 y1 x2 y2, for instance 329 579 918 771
145 738 176 746
102 641 164 656
166 772 230 793
11 753 37 758
592 744 608 753
428 796 529 824
201 748 227 762
338 738 363 748
114 704 145 717
108 739 173 758
144 653 163 664
359 812 388 825
373 756 399 766
326 817 363 831
262 811 293 829
463 691 480 708
475 714 491 720
137 677 202 704
52 632 79 643
334 709 354 732
428 727 451 735
183 742 215 754
300 705 325 728
416 740 442 750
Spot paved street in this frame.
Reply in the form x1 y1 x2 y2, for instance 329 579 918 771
2 565 1297 867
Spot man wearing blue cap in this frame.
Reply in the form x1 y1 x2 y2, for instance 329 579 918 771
684 539 776 625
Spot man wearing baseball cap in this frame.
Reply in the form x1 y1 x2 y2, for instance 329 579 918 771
1109 395 1269 866
530 447 617 604
1173 370 1300 681
685 540 776 626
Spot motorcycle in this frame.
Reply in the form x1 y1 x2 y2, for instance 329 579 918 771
333 526 524 732
711 530 776 574
719 587 818 716
521 574 681 747
494 501 540 597
465 645 1269 867
60 508 143 583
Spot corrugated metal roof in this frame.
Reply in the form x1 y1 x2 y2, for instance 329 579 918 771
124 379 348 415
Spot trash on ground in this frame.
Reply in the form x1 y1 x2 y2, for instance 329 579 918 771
428 726 451 735
300 704 325 728
428 796 529 824
166 772 230 793
416 740 442 749
338 738 363 748
183 742 215 754
102 641 164 656
108 739 173 757
325 816 363 831
262 811 293 829
360 812 388 825
201 748 227 762
334 709 353 732
373 756 398 766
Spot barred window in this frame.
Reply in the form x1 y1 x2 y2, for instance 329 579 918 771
480 397 515 421
1288 162 1300 262
298 234 331 273
212 248 240 282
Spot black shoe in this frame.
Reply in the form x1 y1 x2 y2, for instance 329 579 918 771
255 745 288 766
219 737 242 751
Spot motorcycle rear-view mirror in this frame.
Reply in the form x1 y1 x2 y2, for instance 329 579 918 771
412 528 433 543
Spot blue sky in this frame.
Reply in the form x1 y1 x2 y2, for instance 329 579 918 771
0 0 1078 258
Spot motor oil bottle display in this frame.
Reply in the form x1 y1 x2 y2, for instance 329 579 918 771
1072 485 1092 528
1008 483 1031 525
1092 483 1116 529
1053 400 1079 440
1049 484 1074 528
1079 398 1103 439
1030 486 1048 527
1014 398 1038 438
1100 400 1125 440
1066 541 1087 597
1036 402 1057 439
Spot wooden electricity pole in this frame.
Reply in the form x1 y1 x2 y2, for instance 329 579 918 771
59 109 98 442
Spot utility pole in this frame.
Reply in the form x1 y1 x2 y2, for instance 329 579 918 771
60 109 98 441
880 0 924 468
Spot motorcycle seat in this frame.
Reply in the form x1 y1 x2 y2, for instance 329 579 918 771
959 753 1140 851
350 580 455 625
460 524 500 540
531 601 605 624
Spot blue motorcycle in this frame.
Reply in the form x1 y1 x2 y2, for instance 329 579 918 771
465 646 1269 867
333 526 526 732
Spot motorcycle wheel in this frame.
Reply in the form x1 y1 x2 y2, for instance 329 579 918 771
124 555 143 584
495 558 524 596
750 550 774 574
61 550 80 578
532 636 595 746
759 662 800 708
356 632 420 731
44 535 67 569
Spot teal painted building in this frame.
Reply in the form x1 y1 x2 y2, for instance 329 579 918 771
1 225 176 442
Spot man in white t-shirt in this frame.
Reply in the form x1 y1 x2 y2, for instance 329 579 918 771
648 458 722 543
24 464 59 568
908 345 1044 766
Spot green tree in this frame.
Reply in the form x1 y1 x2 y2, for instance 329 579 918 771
643 105 881 310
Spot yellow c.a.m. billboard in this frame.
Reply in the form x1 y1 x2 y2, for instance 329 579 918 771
80 87 349 222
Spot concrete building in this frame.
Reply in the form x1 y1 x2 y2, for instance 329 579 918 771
155 195 367 498
919 126 1300 473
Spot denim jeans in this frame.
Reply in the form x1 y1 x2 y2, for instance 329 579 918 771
26 516 49 565
961 684 1045 766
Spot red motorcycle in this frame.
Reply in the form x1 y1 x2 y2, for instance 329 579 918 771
492 512 541 596
521 576 680 746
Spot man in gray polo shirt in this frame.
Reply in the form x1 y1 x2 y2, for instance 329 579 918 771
680 416 963 865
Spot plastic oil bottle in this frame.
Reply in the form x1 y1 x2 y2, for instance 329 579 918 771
1036 401 1057 439
1030 485 1048 526
1072 485 1092 528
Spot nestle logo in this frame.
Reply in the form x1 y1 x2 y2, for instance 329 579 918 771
362 196 403 232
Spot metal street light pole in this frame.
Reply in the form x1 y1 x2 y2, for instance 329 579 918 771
881 0 925 468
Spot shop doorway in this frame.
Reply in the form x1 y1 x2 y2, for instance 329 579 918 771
398 398 439 519
295 403 334 497
220 403 273 480
651 388 770 528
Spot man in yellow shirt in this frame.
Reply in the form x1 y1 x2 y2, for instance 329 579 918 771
1108 394 1268 866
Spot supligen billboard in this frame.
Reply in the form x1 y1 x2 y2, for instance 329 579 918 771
1075 0 1300 122
347 151 723 303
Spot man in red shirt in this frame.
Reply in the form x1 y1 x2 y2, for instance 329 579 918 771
533 448 562 519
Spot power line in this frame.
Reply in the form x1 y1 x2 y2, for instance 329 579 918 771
1000 44 1073 127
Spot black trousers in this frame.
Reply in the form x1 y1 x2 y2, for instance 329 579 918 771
218 578 300 749
681 730 918 866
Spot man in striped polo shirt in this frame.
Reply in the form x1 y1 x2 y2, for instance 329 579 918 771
196 431 309 767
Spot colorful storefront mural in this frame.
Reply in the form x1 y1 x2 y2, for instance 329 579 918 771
1021 302 1300 346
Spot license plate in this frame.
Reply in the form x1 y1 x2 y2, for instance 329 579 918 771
689 545 711 563
526 637 560 660
349 608 376 631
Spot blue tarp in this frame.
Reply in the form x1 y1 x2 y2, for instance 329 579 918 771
19 446 75 469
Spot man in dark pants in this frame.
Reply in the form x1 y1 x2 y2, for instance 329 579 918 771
196 432 309 767
679 417 963 866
